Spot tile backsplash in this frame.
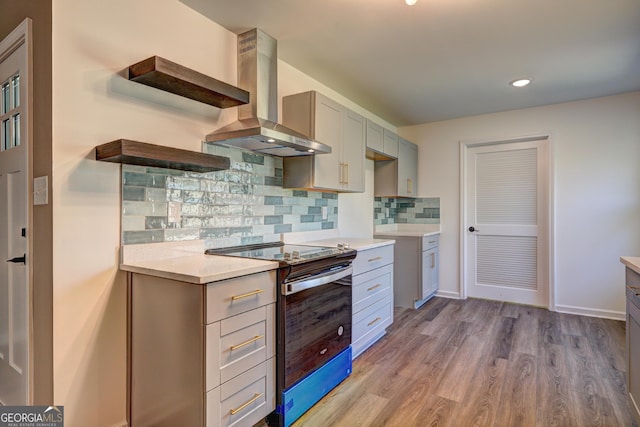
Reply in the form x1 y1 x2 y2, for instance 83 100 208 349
374 197 440 225
121 145 337 248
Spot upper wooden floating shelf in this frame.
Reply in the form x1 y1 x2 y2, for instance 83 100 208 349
95 139 230 173
128 56 250 109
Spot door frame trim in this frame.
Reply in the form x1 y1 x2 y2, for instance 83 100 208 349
459 133 555 310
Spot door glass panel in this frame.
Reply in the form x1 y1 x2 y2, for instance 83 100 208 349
12 75 19 108
1 82 8 114
12 113 20 147
1 118 8 151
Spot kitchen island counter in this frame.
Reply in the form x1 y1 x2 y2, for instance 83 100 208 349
120 241 278 284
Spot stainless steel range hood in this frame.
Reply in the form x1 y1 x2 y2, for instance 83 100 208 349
205 29 331 157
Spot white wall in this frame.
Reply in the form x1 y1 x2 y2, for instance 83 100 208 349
400 91 640 318
50 1 388 425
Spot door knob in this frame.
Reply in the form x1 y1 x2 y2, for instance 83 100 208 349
6 254 26 264
468 226 479 232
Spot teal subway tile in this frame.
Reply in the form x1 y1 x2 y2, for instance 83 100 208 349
123 230 164 244
322 221 334 229
265 176 283 186
322 192 337 199
167 177 200 191
201 180 229 193
145 167 185 176
123 172 167 188
292 190 308 198
123 201 168 216
146 188 169 202
307 206 322 215
264 196 283 205
274 205 292 215
229 226 253 237
274 168 283 177
123 186 145 201
300 215 315 223
122 216 145 231
264 215 283 225
274 224 292 234
199 228 228 239
314 198 328 207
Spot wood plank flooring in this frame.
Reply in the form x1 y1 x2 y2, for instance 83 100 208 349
283 297 636 427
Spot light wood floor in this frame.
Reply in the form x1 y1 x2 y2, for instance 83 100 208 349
285 297 636 427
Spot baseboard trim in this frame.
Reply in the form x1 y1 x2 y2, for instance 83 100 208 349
555 304 625 321
435 290 461 299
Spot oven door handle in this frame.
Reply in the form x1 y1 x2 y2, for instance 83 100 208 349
282 266 353 295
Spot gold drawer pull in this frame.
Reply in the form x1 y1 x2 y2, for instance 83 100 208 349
230 335 264 351
368 316 382 327
368 256 383 263
231 289 264 301
230 393 263 415
367 283 382 292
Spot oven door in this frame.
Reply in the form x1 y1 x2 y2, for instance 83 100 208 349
280 267 352 390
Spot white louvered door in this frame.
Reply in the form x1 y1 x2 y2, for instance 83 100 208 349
465 139 548 306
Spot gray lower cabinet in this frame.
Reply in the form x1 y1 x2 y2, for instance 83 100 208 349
374 233 439 309
351 244 395 359
128 271 276 427
626 268 640 425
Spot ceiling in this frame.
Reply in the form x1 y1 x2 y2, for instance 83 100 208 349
180 0 640 127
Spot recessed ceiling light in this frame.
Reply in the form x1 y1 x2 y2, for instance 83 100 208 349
307 149 315 153
266 138 276 143
405 0 417 5
510 78 532 88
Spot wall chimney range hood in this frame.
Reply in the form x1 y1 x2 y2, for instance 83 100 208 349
204 29 331 157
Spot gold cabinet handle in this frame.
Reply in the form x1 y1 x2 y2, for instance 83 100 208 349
230 335 264 351
231 289 264 301
368 316 382 327
230 393 263 415
345 162 349 185
407 178 413 194
368 256 382 263
367 283 382 292
431 252 435 269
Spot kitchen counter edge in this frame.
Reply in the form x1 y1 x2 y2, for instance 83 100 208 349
621 256 640 276
300 237 395 251
120 254 278 285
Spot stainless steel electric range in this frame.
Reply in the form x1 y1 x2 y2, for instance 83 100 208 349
206 241 357 427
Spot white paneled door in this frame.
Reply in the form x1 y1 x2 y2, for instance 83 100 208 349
0 19 31 405
464 138 549 306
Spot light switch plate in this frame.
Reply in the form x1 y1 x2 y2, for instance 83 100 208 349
168 201 182 223
34 176 48 205
321 206 328 220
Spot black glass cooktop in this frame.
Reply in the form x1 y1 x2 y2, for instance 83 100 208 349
206 241 354 265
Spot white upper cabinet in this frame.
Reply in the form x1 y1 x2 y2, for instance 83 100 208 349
374 136 418 197
382 129 399 158
282 91 365 192
365 120 398 160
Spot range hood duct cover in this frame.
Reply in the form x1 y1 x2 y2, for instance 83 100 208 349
205 29 331 157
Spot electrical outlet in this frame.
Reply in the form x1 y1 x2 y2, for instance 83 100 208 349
321 206 328 220
385 207 390 216
34 176 48 205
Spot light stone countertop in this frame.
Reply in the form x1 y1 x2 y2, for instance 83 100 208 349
120 241 278 285
374 223 440 237
621 256 640 276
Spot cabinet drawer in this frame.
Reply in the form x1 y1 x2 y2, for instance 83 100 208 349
206 304 275 391
352 245 394 275
353 265 392 314
353 296 393 340
206 358 275 427
206 271 277 324
422 235 439 251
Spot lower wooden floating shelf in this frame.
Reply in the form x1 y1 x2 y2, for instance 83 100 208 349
95 139 230 173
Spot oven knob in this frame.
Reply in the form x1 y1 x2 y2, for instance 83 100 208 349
337 325 344 336
292 251 300 259
337 243 344 250
283 252 291 260
343 243 350 250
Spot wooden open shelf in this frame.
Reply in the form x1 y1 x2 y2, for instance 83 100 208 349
95 139 230 173
128 56 249 109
